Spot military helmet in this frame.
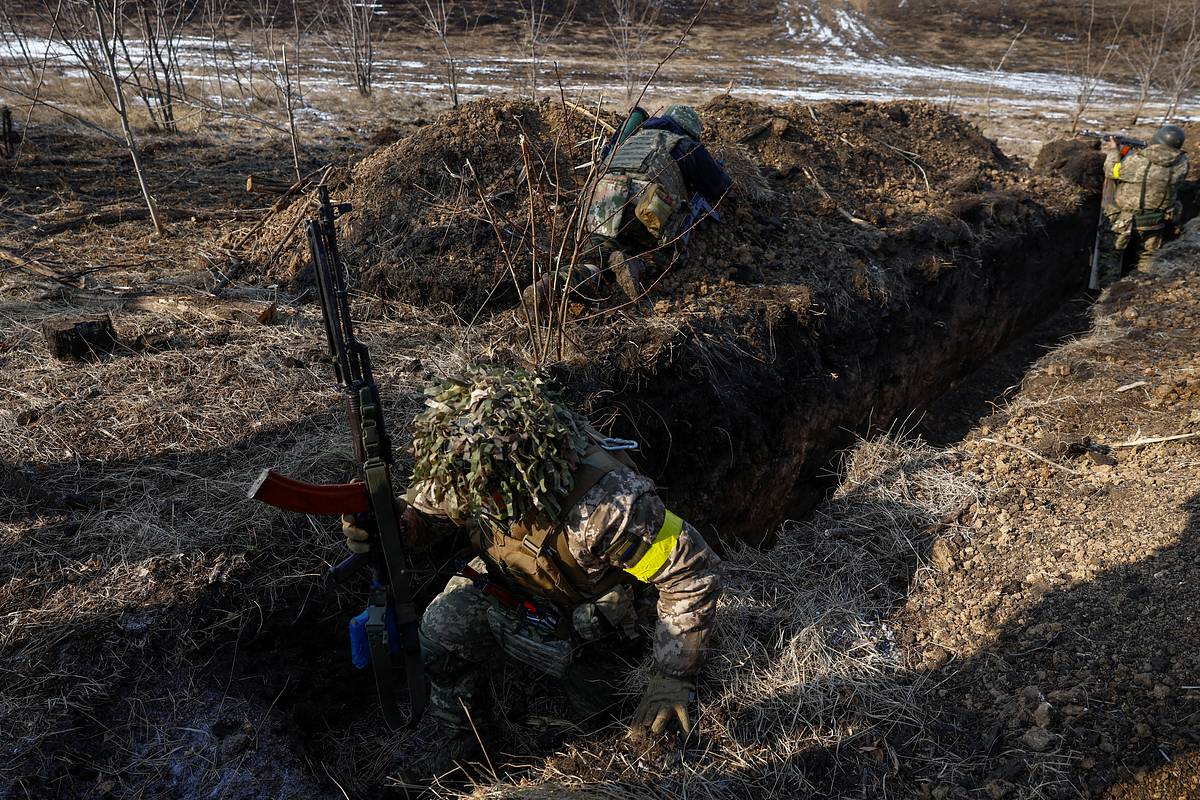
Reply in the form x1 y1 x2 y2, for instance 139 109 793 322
410 368 589 525
1152 124 1185 150
664 104 703 140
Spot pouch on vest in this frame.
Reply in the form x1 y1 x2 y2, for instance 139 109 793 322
486 604 573 678
634 182 679 238
477 523 587 608
1133 210 1165 231
588 175 632 240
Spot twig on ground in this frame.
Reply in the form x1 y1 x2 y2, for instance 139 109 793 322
562 100 616 134
978 437 1081 475
1109 431 1200 448
0 246 80 286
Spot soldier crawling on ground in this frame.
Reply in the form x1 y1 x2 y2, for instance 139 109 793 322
1096 125 1189 288
341 369 722 779
525 104 732 310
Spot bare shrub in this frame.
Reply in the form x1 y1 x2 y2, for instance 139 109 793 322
331 0 378 96
1068 0 1134 133
519 0 576 99
47 0 165 233
1123 0 1176 125
1162 1 1200 122
0 6 41 82
603 0 663 107
413 0 462 106
133 0 192 133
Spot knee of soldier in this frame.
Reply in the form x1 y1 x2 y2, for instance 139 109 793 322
420 581 495 665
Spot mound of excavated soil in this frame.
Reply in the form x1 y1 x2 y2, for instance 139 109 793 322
238 96 1076 317
1034 137 1106 196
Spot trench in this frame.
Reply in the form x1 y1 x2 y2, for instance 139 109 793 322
589 196 1100 548
227 194 1106 792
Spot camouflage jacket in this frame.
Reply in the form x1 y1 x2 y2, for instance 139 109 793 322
1104 143 1189 216
409 469 722 678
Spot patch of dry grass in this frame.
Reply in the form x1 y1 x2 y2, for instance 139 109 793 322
0 280 481 793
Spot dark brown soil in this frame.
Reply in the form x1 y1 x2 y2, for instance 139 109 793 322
899 232 1200 797
1034 137 1106 197
242 95 1063 321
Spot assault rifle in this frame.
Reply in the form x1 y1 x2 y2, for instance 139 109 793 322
1076 130 1147 151
247 186 426 730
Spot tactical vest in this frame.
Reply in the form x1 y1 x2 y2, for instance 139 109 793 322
1112 146 1187 220
469 445 637 609
587 129 691 245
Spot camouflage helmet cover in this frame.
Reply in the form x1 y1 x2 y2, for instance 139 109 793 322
410 368 589 525
1152 124 1185 150
664 104 703 140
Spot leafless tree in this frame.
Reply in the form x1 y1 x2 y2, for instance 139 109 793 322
134 0 192 132
86 0 164 234
332 0 377 96
274 44 302 180
604 0 662 107
520 0 576 99
1 7 42 82
1068 0 1134 133
201 0 247 108
10 2 68 159
1163 1 1200 121
412 0 461 106
1123 0 1175 125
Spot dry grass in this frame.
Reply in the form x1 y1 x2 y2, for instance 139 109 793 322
453 434 986 799
0 277 482 794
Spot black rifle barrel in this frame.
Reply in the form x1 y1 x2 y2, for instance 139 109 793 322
1076 130 1148 149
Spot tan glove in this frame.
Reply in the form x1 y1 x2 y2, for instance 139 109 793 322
341 514 371 555
629 673 694 737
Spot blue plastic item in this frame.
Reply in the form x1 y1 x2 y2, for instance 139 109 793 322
348 604 402 669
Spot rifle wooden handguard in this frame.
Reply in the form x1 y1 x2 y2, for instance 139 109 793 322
248 468 369 515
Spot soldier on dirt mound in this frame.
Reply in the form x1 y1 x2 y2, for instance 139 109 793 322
1096 124 1189 288
341 369 721 780
524 104 732 311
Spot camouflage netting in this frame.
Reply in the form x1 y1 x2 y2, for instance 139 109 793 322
410 369 589 525
233 95 1080 318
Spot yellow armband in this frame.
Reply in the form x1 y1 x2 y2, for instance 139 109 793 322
625 510 683 582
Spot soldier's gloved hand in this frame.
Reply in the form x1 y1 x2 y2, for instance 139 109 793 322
629 672 694 737
341 514 371 554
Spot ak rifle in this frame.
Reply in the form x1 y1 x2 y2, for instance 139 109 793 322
1076 130 1147 151
247 186 426 730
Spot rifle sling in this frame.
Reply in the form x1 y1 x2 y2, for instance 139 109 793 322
361 388 427 729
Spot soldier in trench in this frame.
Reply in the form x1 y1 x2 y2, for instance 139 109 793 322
341 369 721 778
525 104 732 309
1096 125 1189 288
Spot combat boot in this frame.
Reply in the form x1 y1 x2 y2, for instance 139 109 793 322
609 251 646 303
394 718 486 786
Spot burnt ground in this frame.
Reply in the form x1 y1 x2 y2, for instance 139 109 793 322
0 96 1196 800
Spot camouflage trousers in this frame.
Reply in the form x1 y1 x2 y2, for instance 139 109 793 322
418 574 640 739
1097 211 1167 288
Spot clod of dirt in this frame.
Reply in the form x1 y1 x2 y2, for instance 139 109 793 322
1034 137 1105 195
